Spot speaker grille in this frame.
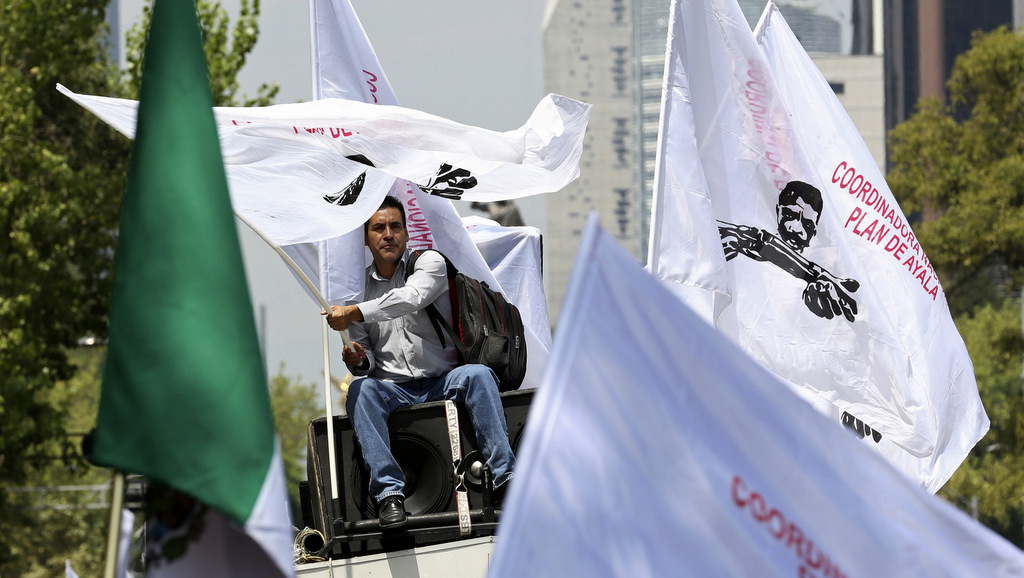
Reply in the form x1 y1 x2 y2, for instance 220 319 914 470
351 432 454 518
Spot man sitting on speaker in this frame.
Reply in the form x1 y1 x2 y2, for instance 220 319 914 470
323 195 516 530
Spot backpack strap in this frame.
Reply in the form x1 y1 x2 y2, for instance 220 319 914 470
407 250 467 359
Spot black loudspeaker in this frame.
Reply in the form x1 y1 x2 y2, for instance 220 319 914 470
303 387 533 558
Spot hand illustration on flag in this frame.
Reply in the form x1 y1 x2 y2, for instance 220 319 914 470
88 0 293 575
645 0 987 491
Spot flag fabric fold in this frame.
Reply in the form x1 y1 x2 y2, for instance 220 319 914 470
89 0 292 575
59 85 591 206
645 0 986 491
490 214 1024 577
463 216 553 351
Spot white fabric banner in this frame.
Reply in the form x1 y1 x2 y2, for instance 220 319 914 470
302 0 557 386
490 214 1024 577
754 2 988 493
644 0 986 491
310 0 398 104
59 84 589 204
463 215 553 351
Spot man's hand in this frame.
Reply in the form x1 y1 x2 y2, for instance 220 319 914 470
322 305 364 332
342 341 368 369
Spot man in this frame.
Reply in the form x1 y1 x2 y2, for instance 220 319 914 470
717 180 860 321
324 196 515 529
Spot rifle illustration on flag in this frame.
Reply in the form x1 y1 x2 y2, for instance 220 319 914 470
718 180 860 322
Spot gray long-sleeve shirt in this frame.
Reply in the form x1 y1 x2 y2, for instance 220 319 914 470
348 251 457 383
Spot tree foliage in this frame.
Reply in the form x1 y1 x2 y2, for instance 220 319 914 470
2 352 319 577
939 300 1024 546
268 366 320 523
2 347 112 578
1 0 281 568
0 0 128 514
888 27 1024 316
124 0 279 106
888 27 1024 545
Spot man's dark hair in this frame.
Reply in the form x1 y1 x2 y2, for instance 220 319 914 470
778 181 823 222
364 196 406 233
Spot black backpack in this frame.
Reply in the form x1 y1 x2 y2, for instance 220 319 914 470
407 249 527 391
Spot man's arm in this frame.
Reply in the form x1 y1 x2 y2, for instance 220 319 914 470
357 251 449 324
324 304 363 331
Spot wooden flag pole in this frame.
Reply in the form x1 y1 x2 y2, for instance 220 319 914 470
103 471 125 578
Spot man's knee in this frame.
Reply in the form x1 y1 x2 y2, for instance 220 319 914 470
346 377 389 416
457 364 499 387
345 378 363 415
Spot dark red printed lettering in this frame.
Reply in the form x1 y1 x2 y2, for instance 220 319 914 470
731 475 848 578
836 161 940 300
329 127 356 138
399 183 434 250
363 69 379 103
732 476 752 506
743 63 789 191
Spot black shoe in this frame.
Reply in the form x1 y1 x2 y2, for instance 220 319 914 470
378 495 407 529
491 482 509 509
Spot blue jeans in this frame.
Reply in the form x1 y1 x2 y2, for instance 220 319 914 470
346 364 515 502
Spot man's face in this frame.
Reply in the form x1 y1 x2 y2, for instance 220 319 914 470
776 197 819 251
365 207 408 267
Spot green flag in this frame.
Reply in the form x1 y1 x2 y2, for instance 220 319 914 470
92 0 291 574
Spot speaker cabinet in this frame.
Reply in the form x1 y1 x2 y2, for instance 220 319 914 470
303 387 533 557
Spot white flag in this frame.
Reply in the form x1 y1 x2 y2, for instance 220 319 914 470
117 508 135 578
304 0 560 386
490 214 1024 577
59 84 588 250
310 0 398 104
754 2 988 492
645 0 986 491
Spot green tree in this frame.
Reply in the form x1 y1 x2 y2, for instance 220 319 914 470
268 366 321 524
0 1 129 545
888 27 1024 317
940 300 1024 546
4 351 321 577
3 346 113 578
888 27 1024 545
1 0 280 569
124 0 279 106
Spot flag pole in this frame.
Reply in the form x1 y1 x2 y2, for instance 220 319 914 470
235 213 345 505
102 471 125 578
